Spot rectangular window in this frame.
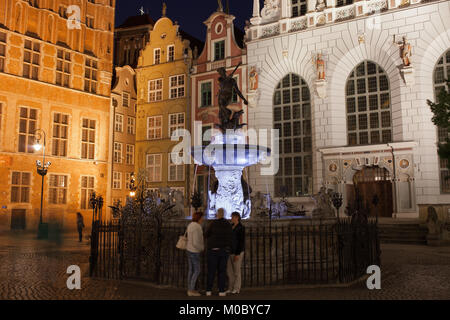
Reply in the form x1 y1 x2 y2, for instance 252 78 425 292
168 45 175 62
291 0 307 17
336 0 354 7
214 40 225 61
169 113 185 137
126 144 134 165
52 113 69 157
115 114 123 132
169 152 184 181
11 172 31 203
81 118 95 159
147 116 162 140
112 171 122 190
0 103 3 139
0 31 6 72
23 39 40 80
125 172 132 190
80 176 94 209
122 92 130 107
127 117 135 135
49 174 68 204
18 107 37 153
114 142 122 163
146 154 162 182
169 75 185 99
148 79 163 102
84 58 97 93
154 48 161 64
201 82 212 107
56 49 71 87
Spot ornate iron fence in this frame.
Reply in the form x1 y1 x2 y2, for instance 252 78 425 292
89 217 380 287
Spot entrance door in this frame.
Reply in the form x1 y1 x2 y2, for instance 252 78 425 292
348 167 393 217
11 209 26 230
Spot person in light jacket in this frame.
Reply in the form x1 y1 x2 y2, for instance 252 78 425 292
226 212 245 294
186 211 205 296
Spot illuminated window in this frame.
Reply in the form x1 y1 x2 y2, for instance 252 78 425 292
126 144 134 165
0 31 6 72
52 113 69 157
80 176 94 209
147 116 162 140
169 151 184 181
49 174 68 204
84 58 97 93
168 45 175 62
113 171 122 189
114 142 122 163
169 113 185 137
346 61 392 146
154 48 161 64
433 49 450 193
291 0 307 17
81 118 95 159
169 75 185 99
18 107 37 153
115 114 123 132
273 73 312 197
23 39 40 80
11 172 31 203
56 49 71 87
148 79 163 102
146 154 162 182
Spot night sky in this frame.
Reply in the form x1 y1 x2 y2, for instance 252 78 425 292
115 0 256 41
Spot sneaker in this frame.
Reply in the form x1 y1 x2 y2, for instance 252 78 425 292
219 292 227 297
231 289 240 294
187 290 201 297
206 291 212 296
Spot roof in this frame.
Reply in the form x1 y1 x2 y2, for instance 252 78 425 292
117 14 155 29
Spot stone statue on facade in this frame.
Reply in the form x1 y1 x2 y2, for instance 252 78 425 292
314 53 326 80
261 0 281 21
249 66 258 91
316 0 326 11
395 36 412 67
217 65 248 132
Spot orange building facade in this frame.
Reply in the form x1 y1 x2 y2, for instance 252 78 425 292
0 0 115 231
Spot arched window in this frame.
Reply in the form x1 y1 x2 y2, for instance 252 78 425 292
346 61 392 146
273 73 312 197
433 49 450 193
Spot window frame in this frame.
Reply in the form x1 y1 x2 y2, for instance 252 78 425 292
148 78 163 102
147 115 163 140
112 171 122 190
51 112 69 157
126 144 135 165
146 153 162 182
199 80 213 107
81 118 96 160
169 74 185 99
213 39 225 61
154 48 161 65
11 171 31 203
48 174 68 205
167 45 175 62
113 142 123 164
114 113 123 132
80 175 95 209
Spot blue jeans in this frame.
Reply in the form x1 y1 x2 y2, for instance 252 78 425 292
187 251 201 291
207 248 229 293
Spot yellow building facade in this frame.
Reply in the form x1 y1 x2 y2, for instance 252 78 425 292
0 0 114 231
136 16 200 213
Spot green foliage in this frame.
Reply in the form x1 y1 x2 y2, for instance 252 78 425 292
427 79 450 170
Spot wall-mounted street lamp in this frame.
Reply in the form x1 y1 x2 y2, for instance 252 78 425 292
33 129 51 239
129 172 136 198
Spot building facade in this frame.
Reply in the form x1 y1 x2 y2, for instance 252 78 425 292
191 7 247 208
113 13 154 68
245 0 450 219
135 15 201 213
110 66 137 208
0 0 114 231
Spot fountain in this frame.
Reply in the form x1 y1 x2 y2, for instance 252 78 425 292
190 66 270 219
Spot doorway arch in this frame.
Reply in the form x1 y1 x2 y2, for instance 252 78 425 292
347 166 393 217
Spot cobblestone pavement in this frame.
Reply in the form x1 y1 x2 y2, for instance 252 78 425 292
0 232 449 300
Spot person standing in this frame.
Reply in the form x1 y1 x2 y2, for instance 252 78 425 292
76 212 84 242
205 208 232 297
227 212 245 294
186 211 205 297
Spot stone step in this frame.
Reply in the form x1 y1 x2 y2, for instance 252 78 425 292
378 222 427 245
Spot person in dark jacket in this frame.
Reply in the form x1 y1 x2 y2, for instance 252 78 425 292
226 212 245 294
205 208 232 296
76 212 85 242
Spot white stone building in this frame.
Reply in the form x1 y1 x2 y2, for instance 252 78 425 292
245 0 450 219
